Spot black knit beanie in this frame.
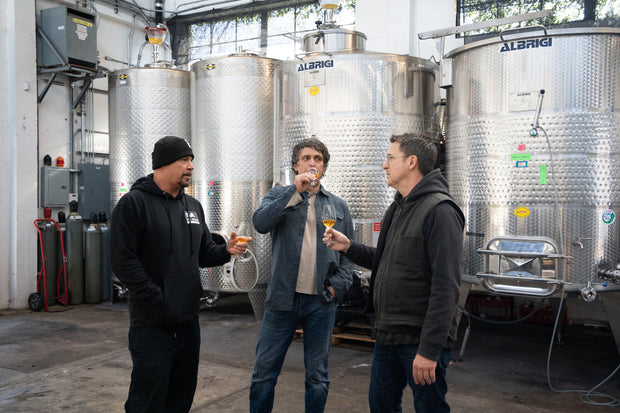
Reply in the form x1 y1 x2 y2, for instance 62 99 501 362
151 136 194 170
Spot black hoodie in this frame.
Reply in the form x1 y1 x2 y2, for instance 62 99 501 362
345 169 465 361
110 174 231 328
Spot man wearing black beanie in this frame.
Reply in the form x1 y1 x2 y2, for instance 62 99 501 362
110 136 251 413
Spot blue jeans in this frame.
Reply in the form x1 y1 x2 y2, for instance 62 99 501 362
250 293 337 413
369 342 452 413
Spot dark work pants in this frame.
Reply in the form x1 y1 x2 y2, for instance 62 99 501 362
125 317 201 413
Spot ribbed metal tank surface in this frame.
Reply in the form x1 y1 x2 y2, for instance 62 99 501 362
108 67 190 209
445 28 620 294
275 51 438 269
191 55 280 320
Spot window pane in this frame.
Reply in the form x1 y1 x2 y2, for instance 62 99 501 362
185 1 357 61
238 38 261 54
269 8 295 35
266 36 296 60
213 20 236 43
190 23 211 45
189 45 211 61
296 3 323 32
212 42 237 56
458 0 620 36
337 0 356 27
237 14 261 40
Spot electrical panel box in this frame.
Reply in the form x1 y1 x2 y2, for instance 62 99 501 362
41 166 70 207
38 5 98 71
78 163 110 222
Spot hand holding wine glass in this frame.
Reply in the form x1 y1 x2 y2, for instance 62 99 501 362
232 222 253 261
308 168 320 190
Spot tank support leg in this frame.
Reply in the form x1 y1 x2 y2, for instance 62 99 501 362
599 291 620 356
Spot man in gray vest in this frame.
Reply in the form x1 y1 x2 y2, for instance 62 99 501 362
323 133 464 412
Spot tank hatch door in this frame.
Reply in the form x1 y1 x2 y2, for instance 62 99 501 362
476 236 570 297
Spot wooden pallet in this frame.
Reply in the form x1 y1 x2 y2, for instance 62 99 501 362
295 321 375 351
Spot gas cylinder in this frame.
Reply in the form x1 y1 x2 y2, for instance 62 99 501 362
56 211 67 300
84 213 102 304
98 212 110 301
66 201 84 304
36 219 58 306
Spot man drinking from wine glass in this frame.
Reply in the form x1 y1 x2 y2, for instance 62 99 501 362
249 137 354 413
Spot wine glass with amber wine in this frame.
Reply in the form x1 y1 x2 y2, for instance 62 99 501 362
322 205 336 229
308 168 320 189
235 222 252 262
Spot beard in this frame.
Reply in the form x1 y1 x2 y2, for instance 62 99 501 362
178 173 191 188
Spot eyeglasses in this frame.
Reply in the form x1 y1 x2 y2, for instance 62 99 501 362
385 154 406 163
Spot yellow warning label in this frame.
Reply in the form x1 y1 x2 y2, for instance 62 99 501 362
72 18 93 27
309 86 320 96
514 207 531 218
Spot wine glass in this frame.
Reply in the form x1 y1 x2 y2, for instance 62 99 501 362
236 222 251 243
308 168 320 189
322 204 336 228
235 222 252 262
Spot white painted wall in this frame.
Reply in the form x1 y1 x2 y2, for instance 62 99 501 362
0 0 458 309
1 0 38 309
356 0 463 59
0 0 157 309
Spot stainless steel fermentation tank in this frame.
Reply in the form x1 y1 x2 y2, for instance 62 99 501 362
190 54 279 320
445 28 620 351
275 29 438 259
108 67 190 209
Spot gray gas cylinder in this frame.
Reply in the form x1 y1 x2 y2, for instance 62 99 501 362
98 212 110 301
66 201 84 304
56 211 68 301
36 220 58 306
84 213 102 304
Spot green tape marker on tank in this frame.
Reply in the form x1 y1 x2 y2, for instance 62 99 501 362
540 165 547 184
510 153 532 161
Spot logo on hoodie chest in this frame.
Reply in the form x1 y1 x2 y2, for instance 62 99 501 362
185 211 200 225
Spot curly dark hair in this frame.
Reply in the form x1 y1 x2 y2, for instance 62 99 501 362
290 137 330 174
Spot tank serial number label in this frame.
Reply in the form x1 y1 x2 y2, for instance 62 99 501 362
500 37 552 53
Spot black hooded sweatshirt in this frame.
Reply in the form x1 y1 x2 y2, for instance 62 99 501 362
110 174 231 328
345 169 465 361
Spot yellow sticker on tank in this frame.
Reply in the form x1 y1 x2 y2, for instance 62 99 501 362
309 86 320 96
514 207 530 218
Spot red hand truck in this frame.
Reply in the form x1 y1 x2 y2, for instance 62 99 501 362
30 219 71 311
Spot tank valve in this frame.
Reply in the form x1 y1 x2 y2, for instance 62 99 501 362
580 283 597 302
598 265 620 283
581 284 596 303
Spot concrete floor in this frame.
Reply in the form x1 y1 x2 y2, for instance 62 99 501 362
1 294 619 412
